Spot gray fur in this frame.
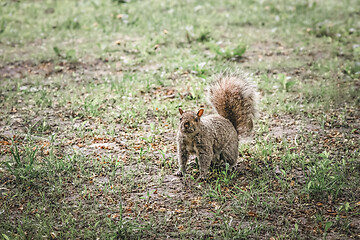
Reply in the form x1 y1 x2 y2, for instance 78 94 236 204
176 71 258 179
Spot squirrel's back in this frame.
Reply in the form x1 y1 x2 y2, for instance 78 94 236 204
207 71 258 136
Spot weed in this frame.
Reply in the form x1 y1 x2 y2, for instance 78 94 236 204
303 151 345 200
83 97 101 117
323 221 333 239
3 143 40 185
277 73 296 93
53 46 78 62
219 163 237 185
220 217 254 239
27 118 51 135
158 146 169 167
207 42 247 60
207 178 228 203
35 90 53 108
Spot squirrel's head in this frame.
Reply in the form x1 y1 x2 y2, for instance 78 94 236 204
178 108 204 135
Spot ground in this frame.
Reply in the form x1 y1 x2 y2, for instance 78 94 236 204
0 0 359 239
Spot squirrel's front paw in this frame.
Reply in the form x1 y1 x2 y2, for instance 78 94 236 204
174 170 184 177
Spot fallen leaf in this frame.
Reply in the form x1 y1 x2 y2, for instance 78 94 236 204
290 180 295 187
31 209 38 214
191 196 202 207
175 209 183 213
248 211 257 217
327 209 337 216
50 232 57 239
240 186 247 191
0 141 11 145
158 208 167 212
178 225 185 231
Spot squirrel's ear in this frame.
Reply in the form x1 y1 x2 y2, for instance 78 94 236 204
197 109 204 118
179 108 184 115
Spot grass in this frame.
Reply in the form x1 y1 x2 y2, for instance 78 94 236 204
0 0 359 239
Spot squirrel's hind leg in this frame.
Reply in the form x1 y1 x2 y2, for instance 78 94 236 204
220 142 239 170
197 149 213 180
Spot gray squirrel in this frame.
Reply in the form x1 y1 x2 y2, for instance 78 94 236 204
175 71 258 179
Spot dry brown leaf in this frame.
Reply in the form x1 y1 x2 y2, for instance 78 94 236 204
290 180 295 187
248 211 257 217
158 208 167 212
0 141 11 145
175 209 183 213
50 232 57 239
178 225 185 231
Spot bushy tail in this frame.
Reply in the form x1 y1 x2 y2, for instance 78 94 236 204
207 71 258 136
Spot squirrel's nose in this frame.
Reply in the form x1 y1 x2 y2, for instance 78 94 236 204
184 122 189 128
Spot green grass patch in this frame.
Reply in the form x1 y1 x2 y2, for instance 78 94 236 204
0 0 359 239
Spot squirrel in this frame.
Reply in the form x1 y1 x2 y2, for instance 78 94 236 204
175 71 258 179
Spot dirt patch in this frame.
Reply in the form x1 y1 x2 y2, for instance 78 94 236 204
0 59 123 81
0 61 76 79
